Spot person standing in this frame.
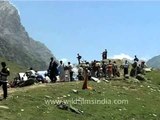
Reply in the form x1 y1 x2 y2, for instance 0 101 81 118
0 62 10 100
102 61 107 78
123 60 129 77
58 61 65 82
48 57 58 83
133 55 139 76
77 53 82 64
134 55 139 62
102 49 107 60
107 60 113 79
68 62 73 81
112 61 118 77
91 60 97 77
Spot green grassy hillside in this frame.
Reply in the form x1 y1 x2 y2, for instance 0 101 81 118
0 71 160 120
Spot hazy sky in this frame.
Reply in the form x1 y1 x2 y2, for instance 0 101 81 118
10 0 160 63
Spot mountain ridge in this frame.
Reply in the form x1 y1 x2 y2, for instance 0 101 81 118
146 55 160 69
0 1 55 70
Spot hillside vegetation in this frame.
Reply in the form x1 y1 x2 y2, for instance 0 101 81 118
0 71 159 120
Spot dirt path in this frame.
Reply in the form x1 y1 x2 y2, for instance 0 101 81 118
0 83 48 96
0 81 80 96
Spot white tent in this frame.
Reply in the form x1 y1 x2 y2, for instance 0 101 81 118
18 73 28 81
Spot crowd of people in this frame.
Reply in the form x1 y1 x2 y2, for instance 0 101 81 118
47 51 146 83
0 49 147 100
47 57 74 83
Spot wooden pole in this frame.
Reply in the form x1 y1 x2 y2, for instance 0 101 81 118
82 68 88 89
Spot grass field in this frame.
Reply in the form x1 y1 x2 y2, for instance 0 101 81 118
0 71 160 120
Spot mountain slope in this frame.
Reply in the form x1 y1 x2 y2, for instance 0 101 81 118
0 57 27 80
0 1 55 70
147 55 160 69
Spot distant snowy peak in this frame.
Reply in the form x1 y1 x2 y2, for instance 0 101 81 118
112 53 133 60
111 53 147 64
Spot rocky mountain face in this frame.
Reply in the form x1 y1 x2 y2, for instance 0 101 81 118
147 55 160 69
0 1 55 70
